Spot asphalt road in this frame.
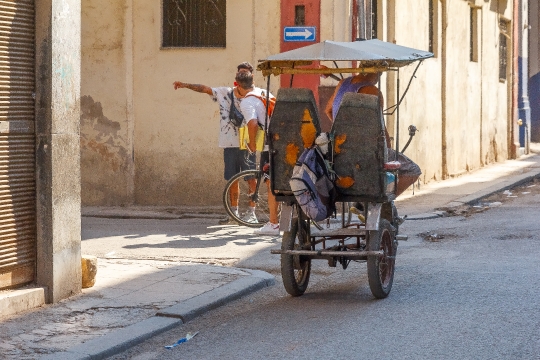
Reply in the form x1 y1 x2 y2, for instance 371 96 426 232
80 180 540 360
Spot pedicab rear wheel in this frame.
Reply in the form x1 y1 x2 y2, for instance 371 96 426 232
367 219 396 299
281 217 311 296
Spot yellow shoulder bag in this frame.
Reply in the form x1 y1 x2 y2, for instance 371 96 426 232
239 125 265 152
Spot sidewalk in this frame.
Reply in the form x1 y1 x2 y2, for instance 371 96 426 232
396 145 540 219
1 146 539 360
1 260 274 359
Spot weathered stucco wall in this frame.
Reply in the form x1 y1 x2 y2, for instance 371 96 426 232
81 0 133 205
480 2 512 166
443 1 483 176
131 0 280 205
80 0 513 206
390 0 444 183
386 0 511 181
80 0 280 206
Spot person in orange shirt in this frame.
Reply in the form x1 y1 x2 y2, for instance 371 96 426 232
325 72 383 122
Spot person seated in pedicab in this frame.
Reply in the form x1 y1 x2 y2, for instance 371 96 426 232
324 71 421 198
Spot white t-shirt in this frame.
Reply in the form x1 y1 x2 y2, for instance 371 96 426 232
239 87 274 128
211 87 242 148
240 87 274 151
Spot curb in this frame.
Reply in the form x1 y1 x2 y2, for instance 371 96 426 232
156 269 275 322
438 169 540 212
41 317 182 360
405 211 445 220
42 270 275 360
403 168 540 220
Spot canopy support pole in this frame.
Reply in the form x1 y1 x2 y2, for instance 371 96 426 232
264 75 271 134
395 69 400 160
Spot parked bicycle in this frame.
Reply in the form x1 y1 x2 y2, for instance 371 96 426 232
222 164 270 228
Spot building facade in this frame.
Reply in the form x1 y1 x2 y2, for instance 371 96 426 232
0 0 82 305
80 0 515 207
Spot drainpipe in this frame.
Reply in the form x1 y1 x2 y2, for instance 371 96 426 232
517 0 531 154
511 0 520 158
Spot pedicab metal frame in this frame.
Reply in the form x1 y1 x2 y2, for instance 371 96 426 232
255 39 433 298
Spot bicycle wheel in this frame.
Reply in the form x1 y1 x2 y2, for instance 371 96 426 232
222 169 270 228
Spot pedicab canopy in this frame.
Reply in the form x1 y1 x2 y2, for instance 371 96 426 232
257 39 434 76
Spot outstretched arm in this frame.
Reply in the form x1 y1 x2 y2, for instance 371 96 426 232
173 81 212 95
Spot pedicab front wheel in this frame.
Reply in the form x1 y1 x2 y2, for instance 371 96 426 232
281 217 311 296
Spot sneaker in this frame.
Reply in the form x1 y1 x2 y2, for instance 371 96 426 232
254 222 280 236
241 211 258 224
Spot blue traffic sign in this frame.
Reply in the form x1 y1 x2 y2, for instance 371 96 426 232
284 26 316 42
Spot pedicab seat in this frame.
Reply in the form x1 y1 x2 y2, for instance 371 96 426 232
268 88 321 197
331 92 396 203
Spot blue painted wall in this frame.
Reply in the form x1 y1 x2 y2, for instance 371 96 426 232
530 71 540 142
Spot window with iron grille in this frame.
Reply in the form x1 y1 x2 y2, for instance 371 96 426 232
499 20 509 81
162 0 226 48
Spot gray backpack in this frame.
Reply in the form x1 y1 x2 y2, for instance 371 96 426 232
289 146 336 222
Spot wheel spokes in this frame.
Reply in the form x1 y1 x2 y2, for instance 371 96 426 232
378 230 395 287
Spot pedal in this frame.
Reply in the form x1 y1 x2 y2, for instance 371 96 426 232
396 234 408 241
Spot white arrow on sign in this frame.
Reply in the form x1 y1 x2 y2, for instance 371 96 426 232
285 29 313 39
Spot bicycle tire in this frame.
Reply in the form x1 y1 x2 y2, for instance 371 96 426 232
222 169 270 228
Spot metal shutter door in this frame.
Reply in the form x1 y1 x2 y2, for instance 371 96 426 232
0 0 36 289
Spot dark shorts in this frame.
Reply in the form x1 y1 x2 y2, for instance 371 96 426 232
223 147 256 180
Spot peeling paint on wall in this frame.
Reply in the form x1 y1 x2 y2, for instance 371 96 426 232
80 95 128 172
80 95 131 205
